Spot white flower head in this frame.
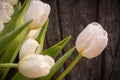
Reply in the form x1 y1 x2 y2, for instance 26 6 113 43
76 22 108 59
24 0 51 29
44 55 55 68
0 2 14 23
0 21 4 33
18 54 55 78
0 0 18 5
27 28 41 39
19 38 39 59
6 0 18 5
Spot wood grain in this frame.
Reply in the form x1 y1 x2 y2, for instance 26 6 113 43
57 0 101 80
43 0 120 80
99 0 120 80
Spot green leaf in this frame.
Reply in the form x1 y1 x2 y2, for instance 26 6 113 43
0 28 30 63
43 46 62 58
0 49 5 59
11 72 33 80
0 22 30 80
42 35 72 58
15 0 32 27
57 54 82 80
36 19 49 53
52 35 71 48
0 31 30 79
0 0 32 38
0 20 31 54
0 40 19 63
38 47 75 80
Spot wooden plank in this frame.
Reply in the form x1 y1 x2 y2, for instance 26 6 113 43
57 0 101 80
42 0 65 80
42 0 61 48
99 0 120 80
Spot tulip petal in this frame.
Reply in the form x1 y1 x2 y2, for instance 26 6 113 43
24 0 50 29
0 10 11 23
0 2 14 16
82 36 108 59
18 54 52 78
44 55 55 68
90 22 103 30
103 30 108 37
0 2 14 23
76 22 108 55
0 21 4 33
0 0 18 5
6 0 18 5
27 28 41 39
76 23 104 52
19 38 39 59
38 3 50 28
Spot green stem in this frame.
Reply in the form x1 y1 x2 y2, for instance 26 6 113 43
0 63 18 68
57 54 82 80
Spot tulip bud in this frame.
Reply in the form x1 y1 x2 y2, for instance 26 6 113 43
6 0 18 5
0 2 14 23
0 21 4 33
19 38 39 59
75 22 108 59
27 28 41 39
18 54 55 78
24 0 50 29
44 55 55 68
0 0 18 5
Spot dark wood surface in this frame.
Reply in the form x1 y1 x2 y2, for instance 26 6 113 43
43 0 120 80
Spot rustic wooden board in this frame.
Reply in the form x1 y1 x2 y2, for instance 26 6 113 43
43 0 120 80
99 0 120 80
43 0 101 80
43 0 66 79
57 0 101 80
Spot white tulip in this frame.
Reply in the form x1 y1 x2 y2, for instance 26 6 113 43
6 0 18 5
44 55 55 68
27 28 41 39
18 54 55 78
0 21 4 33
24 0 50 29
75 22 108 59
19 38 39 59
0 0 18 5
0 2 14 23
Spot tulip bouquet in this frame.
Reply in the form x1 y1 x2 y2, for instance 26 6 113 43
0 0 108 80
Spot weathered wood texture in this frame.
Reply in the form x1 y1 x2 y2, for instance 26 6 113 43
43 0 120 80
99 0 120 80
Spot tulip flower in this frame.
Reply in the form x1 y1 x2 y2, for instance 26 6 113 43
18 54 55 78
0 0 18 5
0 21 4 33
27 28 41 39
75 22 108 59
24 0 51 29
19 38 39 59
0 2 14 23
44 55 55 68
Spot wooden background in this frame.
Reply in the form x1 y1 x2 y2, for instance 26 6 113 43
42 0 120 80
